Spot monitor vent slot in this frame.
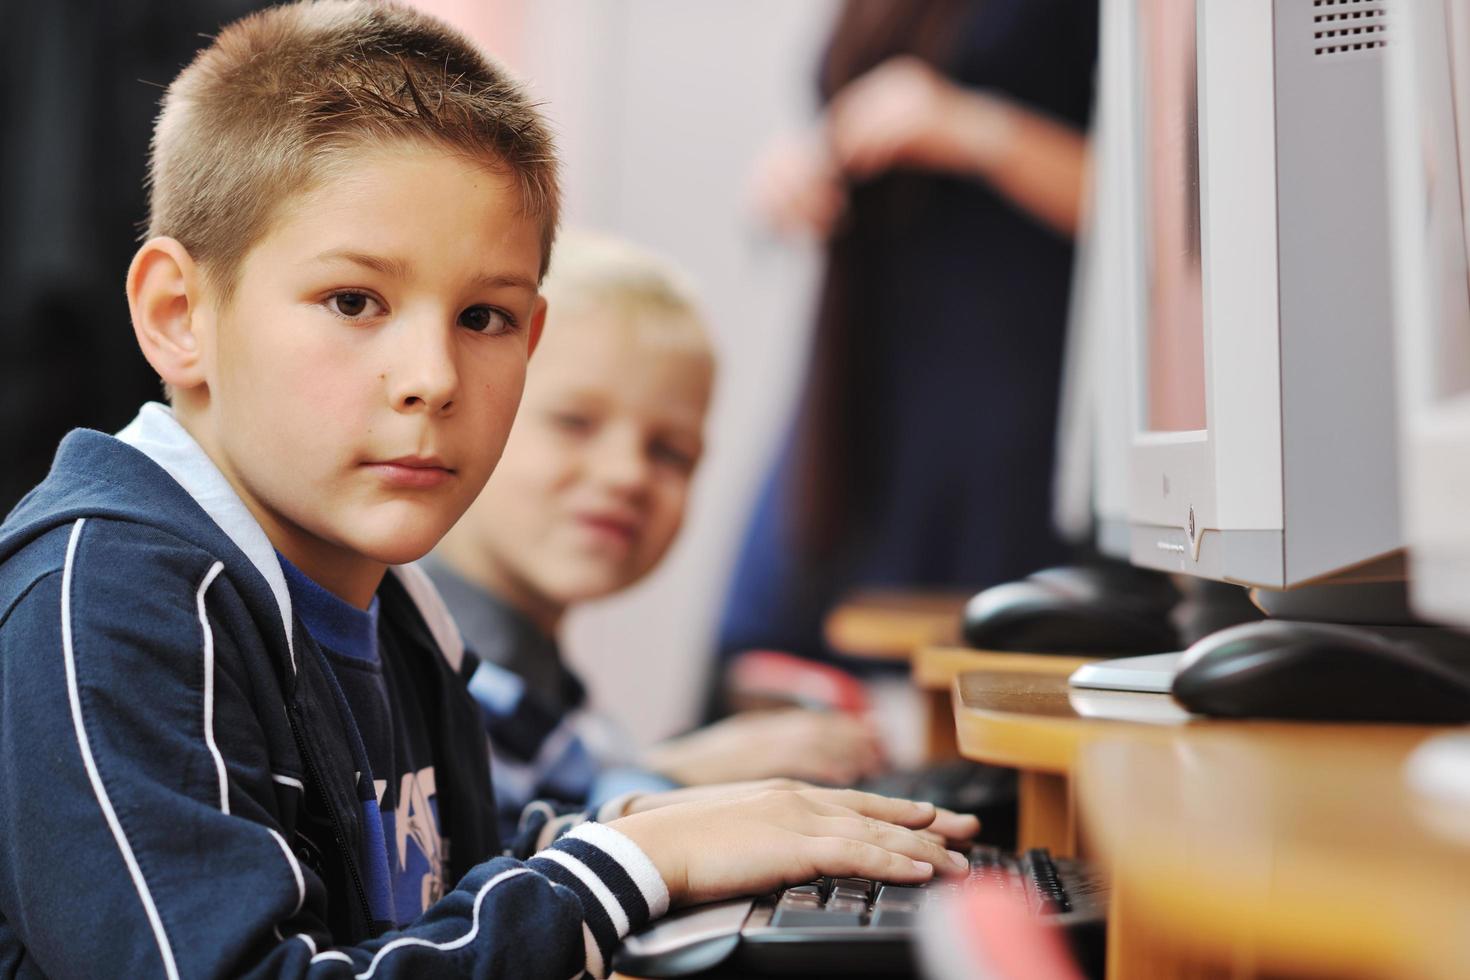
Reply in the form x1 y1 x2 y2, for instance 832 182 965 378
1312 0 1388 57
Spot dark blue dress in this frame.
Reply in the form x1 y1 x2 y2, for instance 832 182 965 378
717 0 1098 670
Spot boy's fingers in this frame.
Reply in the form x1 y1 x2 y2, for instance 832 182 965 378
802 792 918 823
812 790 937 828
816 816 968 874
794 790 979 841
929 808 982 841
807 837 935 885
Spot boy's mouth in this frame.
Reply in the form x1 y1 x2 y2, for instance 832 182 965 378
574 511 640 546
364 455 456 490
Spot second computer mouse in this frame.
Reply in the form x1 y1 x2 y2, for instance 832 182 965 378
1171 620 1470 722
962 578 1179 655
1028 563 1181 615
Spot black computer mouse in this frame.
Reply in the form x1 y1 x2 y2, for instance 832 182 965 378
1029 563 1181 615
1171 620 1470 722
962 576 1179 655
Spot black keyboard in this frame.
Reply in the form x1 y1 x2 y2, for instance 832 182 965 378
768 846 1082 930
613 846 1107 978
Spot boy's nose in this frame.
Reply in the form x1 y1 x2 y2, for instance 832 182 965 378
388 318 459 415
592 427 652 494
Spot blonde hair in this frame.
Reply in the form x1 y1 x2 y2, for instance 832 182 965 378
147 0 559 300
541 231 712 354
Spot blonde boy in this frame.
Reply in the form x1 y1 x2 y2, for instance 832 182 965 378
0 4 971 979
431 234 886 838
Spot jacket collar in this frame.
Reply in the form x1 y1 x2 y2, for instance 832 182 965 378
117 402 299 673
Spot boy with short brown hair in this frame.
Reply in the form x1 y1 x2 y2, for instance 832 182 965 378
0 3 971 978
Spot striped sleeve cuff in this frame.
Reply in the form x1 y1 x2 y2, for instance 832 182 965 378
527 822 671 978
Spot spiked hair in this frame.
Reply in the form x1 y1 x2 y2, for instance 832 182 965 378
147 0 560 299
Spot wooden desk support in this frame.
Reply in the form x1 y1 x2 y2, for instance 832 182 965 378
823 589 969 661
1077 728 1461 980
950 668 1192 856
912 647 1095 759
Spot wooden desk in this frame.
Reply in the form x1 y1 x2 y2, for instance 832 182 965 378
912 647 1096 758
823 589 969 661
948 667 1462 978
951 666 1193 856
1077 728 1461 979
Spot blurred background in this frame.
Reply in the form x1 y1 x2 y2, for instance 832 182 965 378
0 0 1090 748
1 0 835 745
382 0 840 747
11 5 1470 978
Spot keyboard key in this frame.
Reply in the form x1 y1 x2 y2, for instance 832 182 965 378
869 884 924 927
770 888 865 929
869 906 917 928
873 884 924 909
778 892 823 909
829 878 874 900
770 904 864 928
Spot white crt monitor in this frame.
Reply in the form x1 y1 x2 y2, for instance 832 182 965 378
1052 0 1144 560
1386 0 1470 628
1091 0 1146 560
1127 0 1402 589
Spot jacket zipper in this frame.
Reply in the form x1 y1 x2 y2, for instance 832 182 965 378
286 704 377 937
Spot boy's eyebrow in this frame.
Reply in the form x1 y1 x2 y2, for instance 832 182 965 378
471 272 539 292
314 249 538 292
316 249 414 280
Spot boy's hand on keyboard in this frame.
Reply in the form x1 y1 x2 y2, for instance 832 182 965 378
608 788 972 908
622 781 981 847
804 788 979 847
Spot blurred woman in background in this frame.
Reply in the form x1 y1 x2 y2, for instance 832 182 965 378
716 0 1098 687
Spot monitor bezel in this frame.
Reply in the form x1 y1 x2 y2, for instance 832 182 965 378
1127 0 1285 584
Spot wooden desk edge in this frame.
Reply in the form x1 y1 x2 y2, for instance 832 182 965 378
824 591 968 661
949 676 1079 773
913 647 1098 689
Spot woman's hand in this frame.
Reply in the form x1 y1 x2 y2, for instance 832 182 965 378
748 131 848 239
827 56 1009 180
825 55 1087 234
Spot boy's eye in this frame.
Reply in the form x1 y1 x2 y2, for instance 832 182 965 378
652 441 697 473
550 412 593 434
459 305 515 334
326 291 382 319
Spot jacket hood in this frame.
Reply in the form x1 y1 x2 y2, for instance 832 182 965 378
0 403 300 672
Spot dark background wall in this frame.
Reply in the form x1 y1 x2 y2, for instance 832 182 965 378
0 0 264 514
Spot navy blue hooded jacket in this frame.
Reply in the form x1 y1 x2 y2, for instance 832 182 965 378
0 405 668 978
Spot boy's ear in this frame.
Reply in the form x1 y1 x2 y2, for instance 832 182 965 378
127 237 210 391
526 296 548 360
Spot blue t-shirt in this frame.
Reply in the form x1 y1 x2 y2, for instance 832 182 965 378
278 556 446 929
